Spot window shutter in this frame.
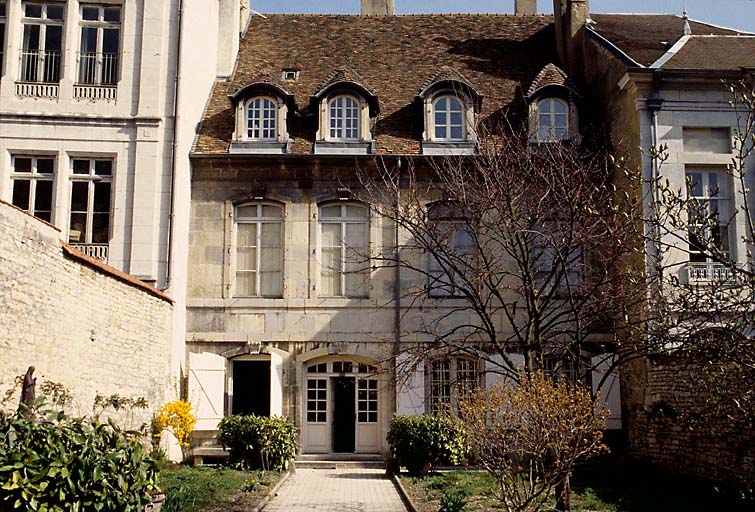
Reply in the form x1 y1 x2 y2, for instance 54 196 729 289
188 352 226 431
592 355 622 430
270 352 284 417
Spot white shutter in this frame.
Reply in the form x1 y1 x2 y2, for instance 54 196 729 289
592 354 622 430
270 352 283 416
396 353 425 416
485 352 525 390
189 352 226 431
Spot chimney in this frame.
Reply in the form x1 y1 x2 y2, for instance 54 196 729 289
515 0 537 15
553 0 589 73
361 0 394 15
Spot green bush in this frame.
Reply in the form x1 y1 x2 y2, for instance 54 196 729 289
217 415 296 471
387 415 469 477
0 408 159 511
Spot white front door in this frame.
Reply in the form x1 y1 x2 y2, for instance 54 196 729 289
303 377 330 453
355 378 380 453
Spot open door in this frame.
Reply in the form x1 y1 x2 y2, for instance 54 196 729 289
188 352 226 431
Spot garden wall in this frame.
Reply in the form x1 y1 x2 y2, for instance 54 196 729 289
0 200 174 428
627 355 755 483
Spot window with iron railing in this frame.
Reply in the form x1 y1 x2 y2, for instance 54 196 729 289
78 4 120 85
68 158 113 247
20 2 64 83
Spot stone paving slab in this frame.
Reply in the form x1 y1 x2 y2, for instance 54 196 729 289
263 468 407 512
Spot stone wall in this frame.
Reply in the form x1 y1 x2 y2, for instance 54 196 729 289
0 200 173 429
627 355 755 483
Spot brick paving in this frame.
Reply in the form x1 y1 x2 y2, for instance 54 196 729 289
263 468 407 511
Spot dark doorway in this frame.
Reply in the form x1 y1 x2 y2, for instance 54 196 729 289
232 360 270 416
332 376 355 453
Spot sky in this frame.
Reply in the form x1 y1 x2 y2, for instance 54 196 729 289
250 0 755 33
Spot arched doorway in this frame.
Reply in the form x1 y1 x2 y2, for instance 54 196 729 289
301 355 382 454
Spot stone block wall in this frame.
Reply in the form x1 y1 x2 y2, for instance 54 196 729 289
0 200 173 429
628 355 755 483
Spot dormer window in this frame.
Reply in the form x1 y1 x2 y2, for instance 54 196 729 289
418 68 481 155
229 78 296 154
247 97 277 140
433 96 465 141
328 95 360 141
537 98 569 142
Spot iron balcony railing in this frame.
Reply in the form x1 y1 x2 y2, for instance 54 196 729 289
686 263 732 283
70 243 109 263
19 49 61 83
78 52 118 85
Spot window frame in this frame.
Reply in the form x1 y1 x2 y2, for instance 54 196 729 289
536 97 570 143
432 95 466 142
426 202 476 298
233 202 285 298
428 357 479 415
20 1 65 83
10 155 55 223
318 202 370 298
68 157 113 245
326 94 361 142
245 96 278 141
77 3 122 86
685 169 733 265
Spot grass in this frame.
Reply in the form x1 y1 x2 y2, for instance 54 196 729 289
158 466 283 512
399 454 754 512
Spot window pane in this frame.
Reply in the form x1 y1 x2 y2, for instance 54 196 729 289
435 126 447 139
320 205 341 218
237 205 258 218
12 180 31 210
320 270 340 297
449 98 462 111
237 223 257 247
46 4 63 20
102 28 119 54
321 223 341 247
235 272 255 296
44 25 62 52
82 6 98 20
261 222 281 247
260 272 282 297
69 212 87 242
37 158 54 174
80 27 98 53
345 222 367 249
73 159 90 174
91 213 109 243
103 6 120 23
321 248 342 273
25 3 42 18
345 271 367 297
451 126 463 139
346 205 367 218
686 173 703 197
539 99 551 113
553 100 567 114
236 247 257 271
70 181 88 212
262 205 283 218
93 182 110 213
14 158 32 173
260 248 281 271
435 97 446 111
94 160 112 176
22 24 40 50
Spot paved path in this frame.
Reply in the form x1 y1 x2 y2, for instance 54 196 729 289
264 468 407 511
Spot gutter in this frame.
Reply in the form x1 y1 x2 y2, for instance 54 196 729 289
164 0 185 290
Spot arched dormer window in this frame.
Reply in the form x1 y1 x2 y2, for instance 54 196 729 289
312 68 380 155
537 97 569 142
526 64 580 145
229 79 296 154
418 68 481 155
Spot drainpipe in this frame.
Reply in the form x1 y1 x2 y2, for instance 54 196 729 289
164 0 185 290
393 157 402 414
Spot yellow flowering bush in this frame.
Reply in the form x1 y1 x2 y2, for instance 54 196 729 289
152 400 196 447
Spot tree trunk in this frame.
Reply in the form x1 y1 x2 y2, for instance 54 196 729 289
555 473 571 511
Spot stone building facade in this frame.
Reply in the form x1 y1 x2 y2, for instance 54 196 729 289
0 199 172 428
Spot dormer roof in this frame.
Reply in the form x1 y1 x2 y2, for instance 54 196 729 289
526 63 578 99
228 70 297 110
311 67 380 116
417 66 483 112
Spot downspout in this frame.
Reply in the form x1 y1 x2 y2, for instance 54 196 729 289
164 0 185 289
394 157 402 413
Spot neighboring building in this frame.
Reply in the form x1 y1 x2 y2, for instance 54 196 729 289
554 0 755 482
186 1 623 458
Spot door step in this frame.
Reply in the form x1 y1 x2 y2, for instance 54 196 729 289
295 454 385 469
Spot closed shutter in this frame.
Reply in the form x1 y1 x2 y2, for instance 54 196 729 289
592 354 622 430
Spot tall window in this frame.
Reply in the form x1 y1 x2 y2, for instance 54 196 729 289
246 97 277 140
433 96 465 141
537 98 569 142
235 203 283 297
11 156 54 222
319 203 369 297
427 203 475 297
430 358 478 415
79 4 120 85
687 170 731 267
0 2 7 76
69 159 112 245
20 2 64 83
328 95 360 140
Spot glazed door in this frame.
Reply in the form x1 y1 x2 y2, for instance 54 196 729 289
356 378 380 453
332 377 356 453
303 378 329 453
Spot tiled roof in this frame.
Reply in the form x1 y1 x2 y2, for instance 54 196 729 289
590 14 745 67
194 14 556 155
316 67 376 96
662 36 755 69
526 63 575 97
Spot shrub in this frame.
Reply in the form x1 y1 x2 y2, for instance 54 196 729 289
152 400 196 447
0 408 159 511
217 415 296 471
387 415 469 477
